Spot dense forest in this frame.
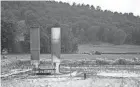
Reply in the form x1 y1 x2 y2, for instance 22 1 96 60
1 1 140 53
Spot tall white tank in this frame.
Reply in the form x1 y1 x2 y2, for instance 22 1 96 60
51 27 61 73
30 26 40 68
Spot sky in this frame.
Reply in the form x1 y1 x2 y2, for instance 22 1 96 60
55 0 140 16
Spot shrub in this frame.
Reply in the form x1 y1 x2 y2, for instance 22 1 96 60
95 51 101 55
95 59 111 65
131 61 140 65
112 58 132 65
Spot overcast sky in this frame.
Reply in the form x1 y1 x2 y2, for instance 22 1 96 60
55 0 140 16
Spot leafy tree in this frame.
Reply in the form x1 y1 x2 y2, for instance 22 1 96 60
113 29 127 45
96 6 101 11
87 26 100 42
91 5 95 10
1 20 16 53
72 2 76 6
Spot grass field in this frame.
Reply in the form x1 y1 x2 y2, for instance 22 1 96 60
1 44 140 87
2 44 140 66
78 44 140 53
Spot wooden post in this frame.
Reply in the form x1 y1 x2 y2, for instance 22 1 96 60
84 73 86 80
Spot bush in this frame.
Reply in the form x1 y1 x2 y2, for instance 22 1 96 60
95 51 101 55
112 58 133 65
95 59 111 65
130 61 140 65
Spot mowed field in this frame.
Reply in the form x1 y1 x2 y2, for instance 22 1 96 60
78 43 140 53
2 44 140 61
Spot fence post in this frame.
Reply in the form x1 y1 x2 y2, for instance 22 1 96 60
84 73 86 80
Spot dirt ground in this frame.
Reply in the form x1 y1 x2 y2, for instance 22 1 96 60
1 62 140 87
1 75 140 87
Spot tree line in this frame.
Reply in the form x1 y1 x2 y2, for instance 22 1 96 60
1 1 140 53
